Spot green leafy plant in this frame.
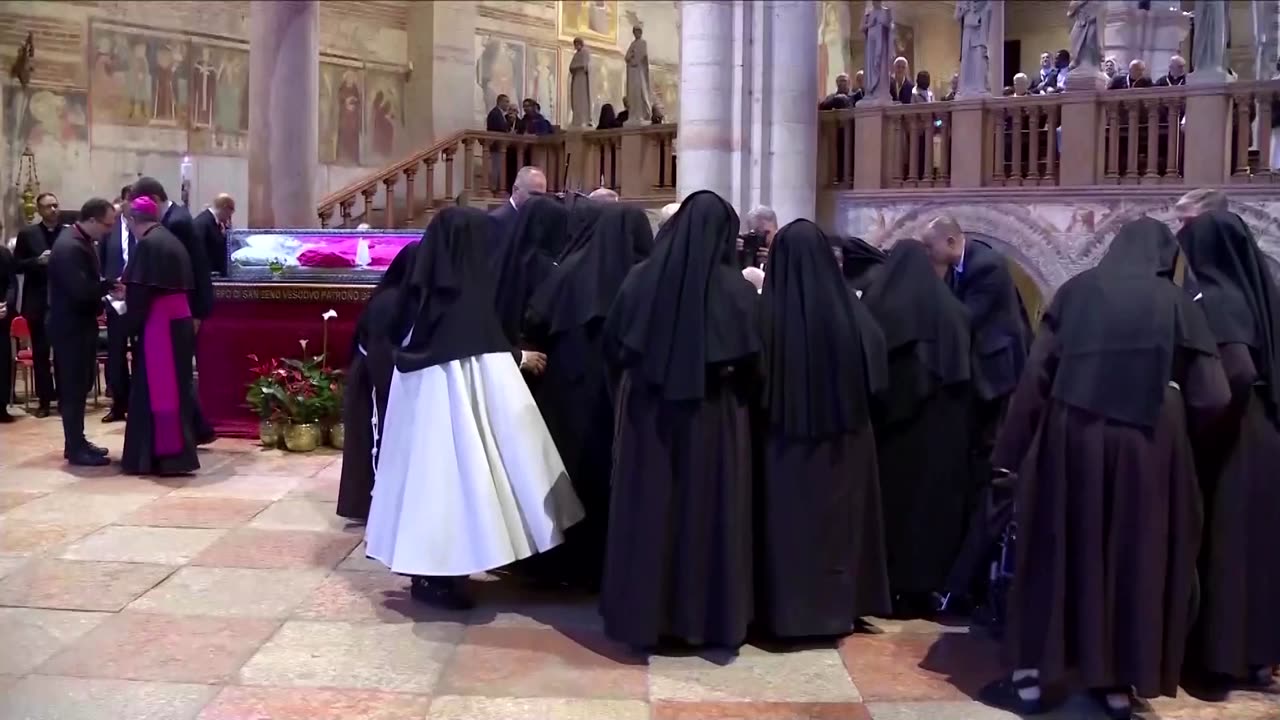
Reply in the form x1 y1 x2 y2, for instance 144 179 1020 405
278 355 345 424
245 354 288 421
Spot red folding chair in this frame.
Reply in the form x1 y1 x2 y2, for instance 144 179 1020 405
10 315 34 410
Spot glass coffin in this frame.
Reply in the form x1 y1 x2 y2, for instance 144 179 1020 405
223 228 420 283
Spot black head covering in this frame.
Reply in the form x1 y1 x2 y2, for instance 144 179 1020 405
125 223 194 291
604 190 761 401
1048 217 1217 428
392 207 512 373
354 241 417 352
558 196 610 261
761 220 879 438
598 103 618 129
862 238 971 384
1178 211 1280 419
491 194 568 343
529 202 653 338
838 235 886 289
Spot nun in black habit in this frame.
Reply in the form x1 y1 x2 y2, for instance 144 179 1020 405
364 208 582 609
491 194 569 346
757 219 891 638
837 235 886 293
337 242 419 521
120 197 200 476
1178 211 1280 690
860 239 976 616
524 200 653 587
985 218 1229 718
600 190 761 649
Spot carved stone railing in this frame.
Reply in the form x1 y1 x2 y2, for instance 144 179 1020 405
818 79 1280 194
317 124 679 229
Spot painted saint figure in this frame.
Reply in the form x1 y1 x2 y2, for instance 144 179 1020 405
336 71 362 165
569 37 592 128
623 25 651 126
192 48 217 129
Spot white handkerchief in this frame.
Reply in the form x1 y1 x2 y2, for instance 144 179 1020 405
110 299 127 315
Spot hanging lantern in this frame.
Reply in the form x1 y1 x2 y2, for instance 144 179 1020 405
15 145 39 224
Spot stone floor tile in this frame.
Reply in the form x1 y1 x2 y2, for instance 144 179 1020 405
428 696 651 720
37 611 280 683
59 526 227 565
0 469 79 492
191 528 360 570
0 559 174 611
865 697 1106 719
121 496 270 529
285 472 342 502
63 474 185 496
3 491 155 525
0 520 103 555
1145 689 1280 719
652 701 873 719
837 632 1002 703
649 644 860 703
247 499 359 534
0 607 112 674
0 490 46 513
238 619 462 694
0 675 218 720
213 452 339 478
859 617 973 635
129 567 327 618
465 575 604 632
0 555 27 579
439 625 648 699
293 570 468 624
171 474 300 500
334 540 383 572
197 686 434 720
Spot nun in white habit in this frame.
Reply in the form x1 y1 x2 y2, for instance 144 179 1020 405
366 207 584 610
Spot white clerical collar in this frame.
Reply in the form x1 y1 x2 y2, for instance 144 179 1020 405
954 241 967 274
509 197 518 211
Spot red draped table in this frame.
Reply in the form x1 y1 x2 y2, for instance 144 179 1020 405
196 281 372 438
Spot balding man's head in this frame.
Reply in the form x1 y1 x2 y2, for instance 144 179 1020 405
511 166 547 207
588 187 619 202
921 215 966 268
211 193 236 224
1175 188 1228 226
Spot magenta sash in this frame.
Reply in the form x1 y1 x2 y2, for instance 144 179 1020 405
144 293 192 457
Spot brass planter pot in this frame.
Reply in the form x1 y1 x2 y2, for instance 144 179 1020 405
284 422 322 452
259 420 283 448
329 421 346 450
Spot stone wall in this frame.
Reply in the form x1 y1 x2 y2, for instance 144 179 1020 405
830 188 1280 294
0 0 409 230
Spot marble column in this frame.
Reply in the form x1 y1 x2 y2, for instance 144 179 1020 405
677 1 736 203
760 1 819 225
1103 1 1189 73
248 0 319 228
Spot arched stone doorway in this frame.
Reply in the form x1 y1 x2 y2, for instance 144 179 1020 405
967 232 1048 330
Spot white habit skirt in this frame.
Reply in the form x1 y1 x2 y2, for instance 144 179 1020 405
365 352 584 577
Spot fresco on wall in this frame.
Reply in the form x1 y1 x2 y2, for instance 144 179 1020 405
320 62 364 165
590 51 625 121
894 23 915 71
650 63 678 121
560 0 617 45
818 0 851 99
89 22 190 128
474 34 526 125
187 41 248 155
365 69 404 163
4 88 89 229
526 45 559 123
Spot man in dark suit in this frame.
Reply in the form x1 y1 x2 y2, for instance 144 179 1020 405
1108 59 1153 89
891 57 914 104
131 177 216 443
193 193 235 280
0 238 16 422
14 192 65 417
1154 55 1187 86
1038 49 1071 94
487 165 547 248
48 198 119 466
485 94 517 192
99 185 136 422
921 215 1029 428
1029 51 1054 93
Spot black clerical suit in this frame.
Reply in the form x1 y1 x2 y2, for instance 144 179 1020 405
192 207 228 278
160 202 215 442
14 220 63 407
488 199 520 255
891 77 915 104
0 244 16 414
48 224 111 454
99 215 134 416
947 239 1028 425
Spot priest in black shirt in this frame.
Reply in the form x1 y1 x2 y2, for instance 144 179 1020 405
48 198 120 466
100 185 135 422
14 192 65 417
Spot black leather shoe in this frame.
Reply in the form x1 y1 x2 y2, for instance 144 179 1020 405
102 410 126 423
33 404 50 419
85 442 110 456
66 448 110 467
0 413 14 424
409 577 475 611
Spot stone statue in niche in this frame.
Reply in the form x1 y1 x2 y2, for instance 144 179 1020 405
624 24 651 126
955 0 992 98
1066 0 1108 89
860 0 894 105
569 37 592 128
1190 0 1227 82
